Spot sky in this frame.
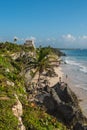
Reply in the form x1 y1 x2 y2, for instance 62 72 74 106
0 0 87 48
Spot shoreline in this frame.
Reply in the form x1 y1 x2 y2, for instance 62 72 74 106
61 64 87 117
31 63 87 117
49 64 87 117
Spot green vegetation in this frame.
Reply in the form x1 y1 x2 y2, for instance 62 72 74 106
0 42 67 130
50 48 66 57
0 100 18 130
25 47 58 85
22 103 66 130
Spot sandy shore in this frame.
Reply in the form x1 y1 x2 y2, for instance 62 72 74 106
49 65 87 117
48 66 63 87
31 64 87 117
61 66 87 117
31 66 63 87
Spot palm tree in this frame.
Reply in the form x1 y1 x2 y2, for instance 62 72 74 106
25 46 58 87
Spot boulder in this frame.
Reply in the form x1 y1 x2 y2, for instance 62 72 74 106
43 86 76 125
53 82 78 105
35 82 87 128
73 122 87 130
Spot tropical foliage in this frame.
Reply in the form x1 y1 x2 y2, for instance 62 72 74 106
25 47 58 85
0 42 67 130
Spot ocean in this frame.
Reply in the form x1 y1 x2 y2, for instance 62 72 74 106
61 49 87 91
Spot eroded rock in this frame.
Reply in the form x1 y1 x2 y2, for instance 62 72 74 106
73 122 87 130
12 94 25 130
35 82 87 129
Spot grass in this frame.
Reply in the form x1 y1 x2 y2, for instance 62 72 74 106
0 100 18 130
0 42 68 130
22 103 67 130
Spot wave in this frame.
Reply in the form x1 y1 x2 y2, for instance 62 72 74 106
80 66 87 73
65 59 80 66
65 58 87 73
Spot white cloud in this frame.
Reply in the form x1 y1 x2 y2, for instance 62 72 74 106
30 36 36 41
46 38 56 42
62 34 76 41
13 36 26 43
25 36 36 42
79 35 87 40
47 38 51 42
38 39 43 43
21 38 24 41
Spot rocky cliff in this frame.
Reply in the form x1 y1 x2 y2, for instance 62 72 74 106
34 82 87 130
0 42 68 130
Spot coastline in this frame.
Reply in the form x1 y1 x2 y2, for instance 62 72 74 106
30 62 87 117
31 66 63 87
61 64 87 117
49 63 87 117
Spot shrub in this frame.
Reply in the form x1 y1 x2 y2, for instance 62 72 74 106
0 100 18 130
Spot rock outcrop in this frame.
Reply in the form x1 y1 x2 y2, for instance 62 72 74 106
12 94 25 130
11 51 26 60
73 122 87 130
35 82 87 129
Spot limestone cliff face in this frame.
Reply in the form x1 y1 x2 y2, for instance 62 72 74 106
10 51 26 60
12 94 25 130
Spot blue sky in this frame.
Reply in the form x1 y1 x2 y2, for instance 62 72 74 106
0 0 87 48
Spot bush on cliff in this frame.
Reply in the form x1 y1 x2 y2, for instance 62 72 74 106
0 42 68 130
22 103 67 130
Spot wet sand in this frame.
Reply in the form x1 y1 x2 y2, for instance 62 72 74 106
49 64 87 117
62 65 87 117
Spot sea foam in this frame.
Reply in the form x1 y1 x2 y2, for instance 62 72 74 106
65 58 87 73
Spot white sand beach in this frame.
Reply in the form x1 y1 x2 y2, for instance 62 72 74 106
28 63 87 117
62 67 87 117
31 64 63 87
48 66 63 87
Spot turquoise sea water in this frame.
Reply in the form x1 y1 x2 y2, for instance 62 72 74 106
61 49 87 90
